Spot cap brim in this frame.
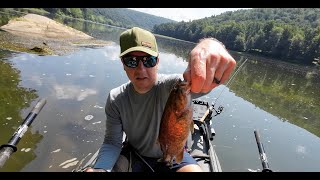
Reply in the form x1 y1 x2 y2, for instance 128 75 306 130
120 47 158 57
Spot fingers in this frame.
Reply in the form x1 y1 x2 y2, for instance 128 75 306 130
201 53 220 93
211 55 233 87
84 168 95 172
203 55 235 92
219 58 236 84
189 49 207 93
84 168 107 172
187 45 236 93
183 63 191 82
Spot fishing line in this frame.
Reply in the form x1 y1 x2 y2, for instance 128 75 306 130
213 58 248 105
133 150 155 172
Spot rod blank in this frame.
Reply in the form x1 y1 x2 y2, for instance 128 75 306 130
254 130 272 172
0 98 46 168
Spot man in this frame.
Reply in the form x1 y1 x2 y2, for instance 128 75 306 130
85 27 236 172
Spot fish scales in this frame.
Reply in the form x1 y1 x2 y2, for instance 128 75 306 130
158 79 193 166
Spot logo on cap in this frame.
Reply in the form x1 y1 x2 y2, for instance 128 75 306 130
141 41 152 49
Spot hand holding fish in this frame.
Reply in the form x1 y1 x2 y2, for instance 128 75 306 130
183 38 237 93
83 167 107 172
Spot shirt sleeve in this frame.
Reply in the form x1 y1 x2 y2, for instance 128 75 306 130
93 93 123 171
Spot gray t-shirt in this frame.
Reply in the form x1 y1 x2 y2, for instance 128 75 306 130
94 74 205 171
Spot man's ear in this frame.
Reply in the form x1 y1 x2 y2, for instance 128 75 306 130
155 57 160 70
120 59 125 70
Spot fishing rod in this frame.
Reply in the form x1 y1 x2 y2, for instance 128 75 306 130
0 98 46 168
254 130 272 172
197 111 222 172
199 58 249 124
192 100 222 172
213 58 249 105
193 58 249 172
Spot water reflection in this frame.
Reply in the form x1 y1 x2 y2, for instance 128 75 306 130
0 49 42 172
228 56 320 137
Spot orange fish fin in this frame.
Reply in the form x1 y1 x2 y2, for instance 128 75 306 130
190 120 194 134
157 157 164 163
175 149 184 164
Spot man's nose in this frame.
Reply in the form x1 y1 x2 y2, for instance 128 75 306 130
136 60 146 70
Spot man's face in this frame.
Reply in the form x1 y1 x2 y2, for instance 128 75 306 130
121 51 159 94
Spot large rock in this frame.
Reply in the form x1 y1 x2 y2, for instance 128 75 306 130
0 13 111 55
0 13 93 40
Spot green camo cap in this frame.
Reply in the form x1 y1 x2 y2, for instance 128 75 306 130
119 27 158 57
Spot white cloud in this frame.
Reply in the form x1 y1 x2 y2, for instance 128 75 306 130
29 75 43 86
129 8 251 22
54 84 97 101
102 43 120 61
157 53 188 74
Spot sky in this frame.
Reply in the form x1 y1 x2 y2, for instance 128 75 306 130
129 8 251 22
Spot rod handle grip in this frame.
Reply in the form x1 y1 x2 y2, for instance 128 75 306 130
199 106 213 123
31 98 46 114
0 147 14 168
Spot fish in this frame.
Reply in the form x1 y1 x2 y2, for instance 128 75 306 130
158 79 193 166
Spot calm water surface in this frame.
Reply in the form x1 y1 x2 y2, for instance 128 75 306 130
0 16 319 172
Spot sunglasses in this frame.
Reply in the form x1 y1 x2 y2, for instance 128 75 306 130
122 55 158 68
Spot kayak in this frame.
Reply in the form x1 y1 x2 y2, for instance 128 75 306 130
187 99 223 172
73 99 222 172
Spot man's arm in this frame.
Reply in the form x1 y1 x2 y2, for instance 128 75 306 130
86 94 123 172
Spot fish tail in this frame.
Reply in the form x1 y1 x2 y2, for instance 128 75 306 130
175 149 184 164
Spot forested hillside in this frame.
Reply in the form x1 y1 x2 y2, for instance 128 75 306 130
88 8 175 30
153 8 320 65
0 8 175 30
1 8 319 65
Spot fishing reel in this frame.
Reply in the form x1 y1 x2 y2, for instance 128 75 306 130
210 104 224 118
192 100 224 141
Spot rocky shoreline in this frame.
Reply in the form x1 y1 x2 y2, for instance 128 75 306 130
0 13 111 56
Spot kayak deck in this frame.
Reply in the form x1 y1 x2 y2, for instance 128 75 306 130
74 99 222 172
188 125 222 172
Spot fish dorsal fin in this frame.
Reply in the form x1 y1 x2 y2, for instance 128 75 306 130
190 120 194 134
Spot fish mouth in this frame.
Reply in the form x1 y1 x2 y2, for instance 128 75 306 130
179 81 191 94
